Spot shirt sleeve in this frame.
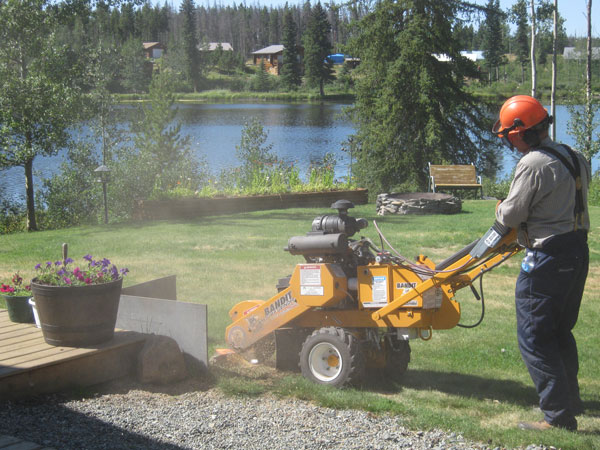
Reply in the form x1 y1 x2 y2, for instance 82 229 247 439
495 160 538 229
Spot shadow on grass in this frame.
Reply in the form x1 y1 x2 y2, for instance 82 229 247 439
366 369 600 417
367 369 537 406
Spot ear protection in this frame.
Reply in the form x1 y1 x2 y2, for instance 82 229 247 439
521 115 553 147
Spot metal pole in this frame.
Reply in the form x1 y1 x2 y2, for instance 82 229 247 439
102 180 108 224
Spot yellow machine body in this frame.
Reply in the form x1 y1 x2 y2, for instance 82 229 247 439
225 228 520 351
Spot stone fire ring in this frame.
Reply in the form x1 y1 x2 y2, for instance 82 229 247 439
376 192 462 215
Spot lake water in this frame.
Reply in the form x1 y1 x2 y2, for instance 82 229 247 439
1 102 598 204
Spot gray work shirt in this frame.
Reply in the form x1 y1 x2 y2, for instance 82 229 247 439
496 137 590 248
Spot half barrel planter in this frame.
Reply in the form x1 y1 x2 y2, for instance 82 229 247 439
2 295 34 323
31 277 122 347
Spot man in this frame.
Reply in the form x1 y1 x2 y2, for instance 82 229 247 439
492 95 590 431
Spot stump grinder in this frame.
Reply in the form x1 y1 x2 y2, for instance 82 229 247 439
225 200 521 387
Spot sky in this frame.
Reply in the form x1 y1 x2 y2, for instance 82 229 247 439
160 0 597 38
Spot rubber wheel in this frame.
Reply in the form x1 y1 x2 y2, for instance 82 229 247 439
383 337 411 379
299 327 365 387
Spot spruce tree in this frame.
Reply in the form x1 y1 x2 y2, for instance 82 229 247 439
346 0 499 193
280 9 302 90
482 0 504 82
511 0 530 83
180 0 201 92
302 2 334 96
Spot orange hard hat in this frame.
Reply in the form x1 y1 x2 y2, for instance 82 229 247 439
492 95 550 150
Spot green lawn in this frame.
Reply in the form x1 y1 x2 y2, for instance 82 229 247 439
1 200 599 449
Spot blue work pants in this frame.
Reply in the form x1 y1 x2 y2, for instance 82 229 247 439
515 230 588 429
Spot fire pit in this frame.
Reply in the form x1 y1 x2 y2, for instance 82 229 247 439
376 192 461 215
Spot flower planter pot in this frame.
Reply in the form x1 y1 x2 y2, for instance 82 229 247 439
2 295 34 323
31 277 122 347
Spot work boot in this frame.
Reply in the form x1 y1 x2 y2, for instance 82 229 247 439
518 419 577 432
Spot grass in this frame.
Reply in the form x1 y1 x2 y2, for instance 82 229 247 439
1 201 599 448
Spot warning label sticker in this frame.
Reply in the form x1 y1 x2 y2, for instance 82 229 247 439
300 265 321 285
372 276 388 303
301 286 324 296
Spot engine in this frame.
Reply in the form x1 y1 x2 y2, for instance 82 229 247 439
284 200 372 272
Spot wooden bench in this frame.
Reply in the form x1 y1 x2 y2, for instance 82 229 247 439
428 163 483 198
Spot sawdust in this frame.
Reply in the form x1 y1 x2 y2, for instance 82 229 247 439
210 335 278 379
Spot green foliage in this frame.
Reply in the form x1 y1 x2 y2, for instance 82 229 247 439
180 0 201 92
0 193 25 235
588 173 600 207
235 117 278 187
482 175 512 200
346 0 500 196
335 64 354 92
0 0 88 230
112 71 207 212
566 88 600 165
482 0 504 82
249 60 273 92
119 37 152 93
302 2 335 97
509 0 530 84
39 143 101 229
280 9 302 90
306 153 337 191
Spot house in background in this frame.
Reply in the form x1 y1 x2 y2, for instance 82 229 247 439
563 46 600 60
251 44 304 75
460 50 485 62
201 42 234 52
143 42 165 59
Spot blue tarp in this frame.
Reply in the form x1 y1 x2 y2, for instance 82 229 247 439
328 53 346 64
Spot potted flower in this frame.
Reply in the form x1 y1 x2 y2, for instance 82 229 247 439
31 246 129 347
1 273 34 323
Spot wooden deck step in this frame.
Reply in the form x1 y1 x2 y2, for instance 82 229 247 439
0 309 146 400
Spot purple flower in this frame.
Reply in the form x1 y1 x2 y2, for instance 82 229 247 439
33 253 128 286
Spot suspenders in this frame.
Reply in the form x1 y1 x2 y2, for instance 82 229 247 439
536 144 586 231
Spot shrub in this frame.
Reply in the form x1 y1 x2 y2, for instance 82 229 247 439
589 172 600 207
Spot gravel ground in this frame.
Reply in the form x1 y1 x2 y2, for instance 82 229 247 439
0 378 552 450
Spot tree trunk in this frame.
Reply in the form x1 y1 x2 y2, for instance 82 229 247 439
24 158 37 231
319 78 324 97
550 0 557 140
585 0 593 161
530 0 537 98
